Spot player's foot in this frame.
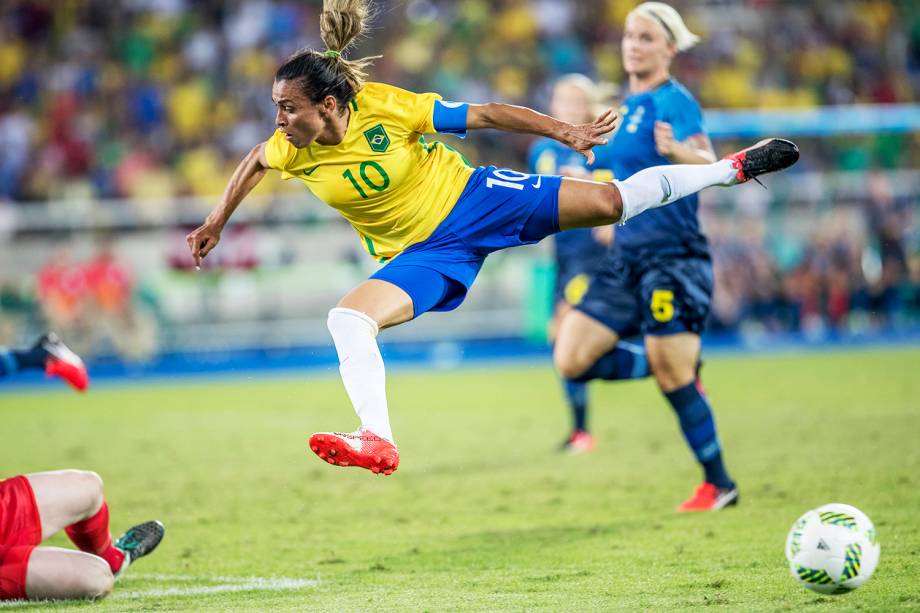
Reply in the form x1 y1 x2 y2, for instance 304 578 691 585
113 520 165 579
725 138 799 185
309 429 399 475
677 482 739 512
39 333 89 391
560 429 596 454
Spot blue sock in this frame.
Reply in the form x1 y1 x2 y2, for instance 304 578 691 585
664 381 734 489
562 379 588 432
572 342 650 384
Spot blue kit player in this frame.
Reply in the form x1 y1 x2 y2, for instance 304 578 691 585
554 2 765 511
529 74 650 454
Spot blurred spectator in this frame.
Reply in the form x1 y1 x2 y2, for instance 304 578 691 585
1 0 918 341
1 0 919 202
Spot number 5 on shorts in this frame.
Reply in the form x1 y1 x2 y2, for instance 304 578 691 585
651 289 675 322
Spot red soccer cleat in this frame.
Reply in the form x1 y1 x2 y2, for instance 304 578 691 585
309 429 399 475
560 430 596 455
677 482 739 512
41 333 89 391
724 138 799 185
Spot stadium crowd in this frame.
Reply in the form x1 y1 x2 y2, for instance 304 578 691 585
0 0 918 338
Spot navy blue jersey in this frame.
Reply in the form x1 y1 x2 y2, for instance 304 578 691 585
527 138 613 263
607 79 709 256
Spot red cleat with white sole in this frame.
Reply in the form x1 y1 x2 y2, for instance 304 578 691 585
677 482 739 512
40 333 89 391
309 429 399 475
560 430 596 455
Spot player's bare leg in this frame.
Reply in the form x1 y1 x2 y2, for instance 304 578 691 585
646 334 738 511
553 309 621 381
25 548 113 600
308 279 411 475
27 470 105 539
26 470 165 583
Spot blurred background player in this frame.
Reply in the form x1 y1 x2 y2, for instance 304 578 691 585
0 470 164 601
186 0 797 476
554 3 735 511
528 74 651 454
0 333 89 391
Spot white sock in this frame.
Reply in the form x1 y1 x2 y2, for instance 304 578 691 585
326 307 394 443
615 159 736 224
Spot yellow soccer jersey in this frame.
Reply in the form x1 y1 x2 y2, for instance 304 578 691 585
264 82 475 261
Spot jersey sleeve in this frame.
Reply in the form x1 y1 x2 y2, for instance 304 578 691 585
378 84 469 137
662 93 705 142
263 129 297 174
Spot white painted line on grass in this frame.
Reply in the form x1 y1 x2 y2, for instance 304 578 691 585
115 577 319 599
0 574 319 607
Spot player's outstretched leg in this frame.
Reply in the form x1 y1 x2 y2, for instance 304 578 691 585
614 138 799 224
0 333 89 391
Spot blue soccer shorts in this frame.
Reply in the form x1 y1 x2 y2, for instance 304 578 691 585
575 247 714 337
372 166 562 317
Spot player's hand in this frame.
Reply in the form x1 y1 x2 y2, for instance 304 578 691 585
654 121 678 157
560 108 618 165
186 221 223 269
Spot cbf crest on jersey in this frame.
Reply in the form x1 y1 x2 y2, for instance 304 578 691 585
364 124 390 152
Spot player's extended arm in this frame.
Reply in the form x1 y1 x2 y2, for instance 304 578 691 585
186 142 270 268
466 103 618 165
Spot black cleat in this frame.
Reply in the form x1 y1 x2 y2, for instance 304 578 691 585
114 520 165 579
725 138 799 186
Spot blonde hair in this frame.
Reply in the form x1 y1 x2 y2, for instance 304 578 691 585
629 2 700 52
555 73 620 117
319 0 379 92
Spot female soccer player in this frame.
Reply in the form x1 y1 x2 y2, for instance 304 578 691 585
186 0 798 476
528 74 650 454
0 470 164 600
554 2 745 511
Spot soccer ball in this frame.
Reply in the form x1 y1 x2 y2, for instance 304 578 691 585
785 503 880 594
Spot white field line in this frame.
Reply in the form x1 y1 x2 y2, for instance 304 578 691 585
115 577 319 599
0 574 319 607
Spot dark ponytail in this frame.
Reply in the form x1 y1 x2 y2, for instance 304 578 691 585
275 0 379 108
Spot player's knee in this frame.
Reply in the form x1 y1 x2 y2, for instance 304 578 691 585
596 181 624 223
652 361 695 393
77 471 105 513
74 557 114 600
553 344 590 380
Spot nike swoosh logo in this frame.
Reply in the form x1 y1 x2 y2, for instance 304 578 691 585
531 176 542 189
660 175 672 202
302 165 320 177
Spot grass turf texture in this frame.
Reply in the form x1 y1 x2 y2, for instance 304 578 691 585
0 348 918 611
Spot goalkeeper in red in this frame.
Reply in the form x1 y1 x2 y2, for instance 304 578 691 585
0 470 164 601
187 0 799 476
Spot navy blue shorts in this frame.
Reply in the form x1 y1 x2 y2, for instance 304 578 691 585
372 166 562 317
554 242 607 306
576 248 713 337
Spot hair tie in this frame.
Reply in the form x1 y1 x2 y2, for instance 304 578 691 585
323 50 341 59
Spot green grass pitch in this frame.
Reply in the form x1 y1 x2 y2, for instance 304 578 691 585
0 348 918 611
